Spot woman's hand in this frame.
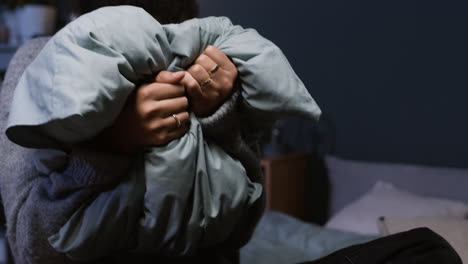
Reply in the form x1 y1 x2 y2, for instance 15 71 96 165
97 71 190 153
182 45 238 117
95 47 238 153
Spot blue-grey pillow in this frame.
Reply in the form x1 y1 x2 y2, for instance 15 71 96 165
6 6 321 149
241 211 376 264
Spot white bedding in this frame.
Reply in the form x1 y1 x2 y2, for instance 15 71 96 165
240 211 376 264
325 181 468 235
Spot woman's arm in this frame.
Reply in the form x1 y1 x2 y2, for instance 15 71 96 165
98 46 239 153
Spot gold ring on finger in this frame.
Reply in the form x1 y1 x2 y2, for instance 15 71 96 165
172 114 181 128
210 65 220 74
201 78 212 87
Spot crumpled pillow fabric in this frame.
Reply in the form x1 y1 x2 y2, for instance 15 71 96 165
6 6 321 261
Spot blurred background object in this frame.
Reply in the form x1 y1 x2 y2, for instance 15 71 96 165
1 3 17 45
0 0 61 74
0 8 9 44
2 0 57 44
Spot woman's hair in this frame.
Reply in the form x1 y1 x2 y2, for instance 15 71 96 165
78 0 199 24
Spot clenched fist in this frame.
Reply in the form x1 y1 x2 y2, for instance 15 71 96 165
182 45 238 117
98 71 190 153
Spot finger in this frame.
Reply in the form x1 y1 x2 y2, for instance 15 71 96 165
180 72 204 100
139 82 185 101
203 45 235 71
155 71 185 83
149 123 189 146
165 124 190 143
195 54 219 74
160 111 190 131
146 97 189 118
187 64 212 87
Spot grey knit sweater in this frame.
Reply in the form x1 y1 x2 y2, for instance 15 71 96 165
0 38 267 264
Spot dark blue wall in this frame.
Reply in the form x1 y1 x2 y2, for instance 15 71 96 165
199 0 468 168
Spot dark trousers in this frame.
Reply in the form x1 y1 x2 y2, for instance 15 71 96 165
301 228 462 264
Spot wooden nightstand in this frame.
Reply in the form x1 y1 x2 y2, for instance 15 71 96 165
261 153 310 220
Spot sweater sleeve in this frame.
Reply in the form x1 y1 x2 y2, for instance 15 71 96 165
0 38 133 264
197 87 241 140
188 16 318 152
198 80 276 152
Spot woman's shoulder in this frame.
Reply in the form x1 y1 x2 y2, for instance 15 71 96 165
3 37 51 94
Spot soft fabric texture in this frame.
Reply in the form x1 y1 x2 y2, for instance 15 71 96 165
3 6 320 264
0 37 87 264
6 7 320 148
325 181 468 235
378 216 468 264
240 211 376 264
325 155 468 216
1 37 249 264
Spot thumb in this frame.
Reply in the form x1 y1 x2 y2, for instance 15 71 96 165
155 71 185 83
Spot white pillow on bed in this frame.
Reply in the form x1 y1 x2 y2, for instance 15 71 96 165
325 181 468 235
325 155 468 218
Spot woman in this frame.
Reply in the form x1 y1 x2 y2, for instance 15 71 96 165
79 0 240 152
0 1 264 263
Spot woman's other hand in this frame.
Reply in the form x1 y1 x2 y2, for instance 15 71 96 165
182 45 238 117
98 71 190 153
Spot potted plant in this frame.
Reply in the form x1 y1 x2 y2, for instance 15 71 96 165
4 0 57 44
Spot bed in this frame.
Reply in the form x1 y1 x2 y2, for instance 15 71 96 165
2 74 467 264
2 2 468 262
239 115 468 263
236 1 468 262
